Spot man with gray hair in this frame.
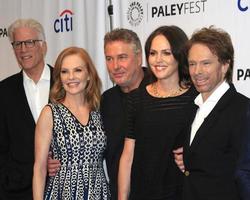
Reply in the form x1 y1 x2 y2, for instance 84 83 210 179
0 18 53 199
100 28 150 199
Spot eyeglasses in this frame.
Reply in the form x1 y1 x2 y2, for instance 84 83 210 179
11 39 42 50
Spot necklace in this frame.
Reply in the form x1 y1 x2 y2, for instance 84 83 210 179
152 82 183 98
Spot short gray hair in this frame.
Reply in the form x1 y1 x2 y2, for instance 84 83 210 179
8 18 46 42
104 28 142 54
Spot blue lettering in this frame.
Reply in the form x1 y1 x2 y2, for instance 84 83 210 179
238 0 248 12
64 14 70 31
54 13 73 33
54 19 60 33
70 17 73 31
60 18 64 32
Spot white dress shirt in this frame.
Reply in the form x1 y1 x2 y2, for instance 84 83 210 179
23 65 51 123
190 81 230 145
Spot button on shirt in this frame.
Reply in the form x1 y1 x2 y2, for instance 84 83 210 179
190 81 230 145
23 65 50 123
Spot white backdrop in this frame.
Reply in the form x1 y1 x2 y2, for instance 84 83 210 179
112 0 250 97
0 0 113 91
1 0 250 97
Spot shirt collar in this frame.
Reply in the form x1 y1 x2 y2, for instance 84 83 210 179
23 64 50 82
40 64 50 81
194 81 230 107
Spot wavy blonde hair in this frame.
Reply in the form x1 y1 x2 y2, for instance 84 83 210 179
50 46 102 110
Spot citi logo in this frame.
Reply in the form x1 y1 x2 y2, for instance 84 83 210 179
54 9 74 33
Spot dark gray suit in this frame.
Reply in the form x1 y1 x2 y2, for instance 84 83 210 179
0 65 53 200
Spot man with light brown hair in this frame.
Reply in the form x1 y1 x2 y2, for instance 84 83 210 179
181 26 249 200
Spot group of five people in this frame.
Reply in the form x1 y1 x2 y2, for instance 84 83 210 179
0 18 250 200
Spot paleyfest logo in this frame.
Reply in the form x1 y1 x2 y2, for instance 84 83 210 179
237 68 250 80
127 1 144 27
54 9 74 33
238 0 249 11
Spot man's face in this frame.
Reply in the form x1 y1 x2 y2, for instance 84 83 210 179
188 43 229 101
104 41 142 88
12 27 47 73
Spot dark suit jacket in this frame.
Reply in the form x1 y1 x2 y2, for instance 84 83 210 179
0 65 53 200
235 102 250 200
183 84 250 200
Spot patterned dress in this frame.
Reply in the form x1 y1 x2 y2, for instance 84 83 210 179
44 103 110 200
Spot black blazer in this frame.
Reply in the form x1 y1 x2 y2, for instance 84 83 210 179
0 65 53 199
183 84 250 200
235 101 250 200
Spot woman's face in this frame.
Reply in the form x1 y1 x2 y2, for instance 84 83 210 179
60 54 89 97
148 34 179 81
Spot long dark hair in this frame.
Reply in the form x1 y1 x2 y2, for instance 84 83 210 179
145 25 191 87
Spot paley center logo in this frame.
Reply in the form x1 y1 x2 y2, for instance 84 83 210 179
54 9 74 33
127 1 144 27
0 27 8 38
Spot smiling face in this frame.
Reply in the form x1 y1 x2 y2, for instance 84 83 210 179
148 34 179 82
104 41 142 89
12 27 47 74
60 54 89 97
188 43 229 101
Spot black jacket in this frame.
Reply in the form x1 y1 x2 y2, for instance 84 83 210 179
0 65 53 200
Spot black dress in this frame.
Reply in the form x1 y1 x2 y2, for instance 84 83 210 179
126 85 197 200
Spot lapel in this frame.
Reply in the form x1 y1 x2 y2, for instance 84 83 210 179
47 64 54 88
187 84 237 153
184 103 199 151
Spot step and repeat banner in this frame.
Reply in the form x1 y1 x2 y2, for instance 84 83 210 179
1 0 250 96
0 0 113 91
111 0 250 97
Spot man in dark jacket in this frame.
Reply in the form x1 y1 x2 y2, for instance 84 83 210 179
0 18 53 200
182 27 250 200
